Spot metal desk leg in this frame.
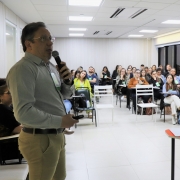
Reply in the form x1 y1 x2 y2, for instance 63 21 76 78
171 138 175 180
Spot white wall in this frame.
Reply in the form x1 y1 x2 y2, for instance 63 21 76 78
52 38 156 76
0 2 26 78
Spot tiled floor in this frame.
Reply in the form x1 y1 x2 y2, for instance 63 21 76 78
66 96 180 180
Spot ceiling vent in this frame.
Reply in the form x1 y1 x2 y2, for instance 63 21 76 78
130 9 147 19
106 31 112 35
110 8 125 18
93 31 100 35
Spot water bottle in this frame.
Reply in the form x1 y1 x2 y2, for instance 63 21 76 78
86 100 90 108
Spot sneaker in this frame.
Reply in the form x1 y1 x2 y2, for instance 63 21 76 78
121 96 124 101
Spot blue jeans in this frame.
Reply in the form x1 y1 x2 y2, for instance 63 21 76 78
63 100 72 114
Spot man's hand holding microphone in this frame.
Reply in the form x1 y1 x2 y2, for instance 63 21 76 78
52 50 79 128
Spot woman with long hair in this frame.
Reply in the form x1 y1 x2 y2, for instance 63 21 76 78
116 68 130 109
132 67 136 77
152 65 156 71
74 70 92 118
101 66 111 85
140 69 150 83
149 70 164 100
112 65 119 91
162 74 180 125
128 69 149 113
170 68 180 86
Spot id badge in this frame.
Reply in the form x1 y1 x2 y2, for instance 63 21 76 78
156 82 160 87
175 80 178 84
89 77 92 80
51 73 61 91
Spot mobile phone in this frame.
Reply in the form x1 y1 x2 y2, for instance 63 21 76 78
73 115 84 120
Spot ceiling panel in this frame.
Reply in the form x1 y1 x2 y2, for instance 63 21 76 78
98 7 119 13
141 0 177 3
31 0 67 5
34 5 67 12
38 11 67 18
135 2 170 10
68 6 99 12
155 10 180 16
102 1 138 8
163 4 180 11
1 0 180 38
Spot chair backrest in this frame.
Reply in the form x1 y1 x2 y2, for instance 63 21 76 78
94 85 113 104
135 84 154 102
75 87 91 102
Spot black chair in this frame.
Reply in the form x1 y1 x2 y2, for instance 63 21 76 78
72 88 97 127
0 135 23 165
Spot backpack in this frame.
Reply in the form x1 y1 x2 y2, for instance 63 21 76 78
145 97 156 115
76 94 87 108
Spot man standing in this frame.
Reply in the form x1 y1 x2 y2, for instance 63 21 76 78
6 22 78 180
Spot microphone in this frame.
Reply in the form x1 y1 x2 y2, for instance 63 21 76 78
52 50 70 83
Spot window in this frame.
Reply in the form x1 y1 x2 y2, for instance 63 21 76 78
6 22 16 71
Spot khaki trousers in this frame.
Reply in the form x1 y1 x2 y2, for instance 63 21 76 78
18 130 66 180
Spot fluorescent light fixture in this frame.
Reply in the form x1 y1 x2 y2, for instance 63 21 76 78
69 0 102 7
139 30 158 33
6 33 10 35
69 33 84 37
128 35 144 37
69 16 93 21
69 28 87 31
162 20 180 24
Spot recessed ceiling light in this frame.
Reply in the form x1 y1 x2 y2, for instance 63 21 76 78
69 0 102 7
69 33 84 37
128 35 144 37
69 16 93 21
69 28 87 31
139 30 158 33
6 33 10 35
162 20 180 24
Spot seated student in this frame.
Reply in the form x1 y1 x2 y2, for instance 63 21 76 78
156 68 165 83
140 69 150 83
74 70 92 118
112 65 120 91
100 66 112 85
146 68 152 83
115 68 130 109
87 66 97 94
126 68 133 85
149 70 164 100
162 74 180 125
0 83 21 137
132 67 136 77
170 68 180 86
128 69 149 113
152 65 156 71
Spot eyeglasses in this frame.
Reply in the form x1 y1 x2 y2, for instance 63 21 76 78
4 91 11 95
136 72 140 74
33 36 55 43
